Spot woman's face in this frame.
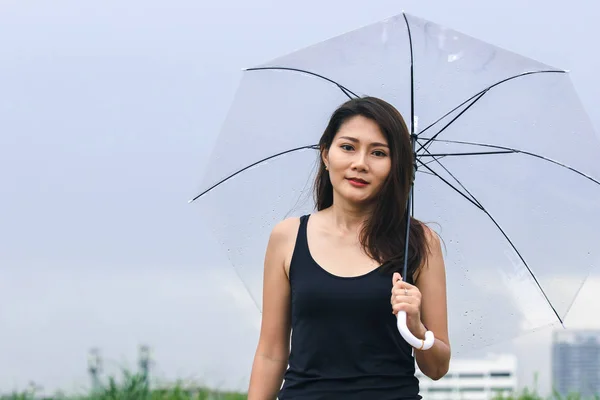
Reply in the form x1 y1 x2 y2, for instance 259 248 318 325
322 115 392 206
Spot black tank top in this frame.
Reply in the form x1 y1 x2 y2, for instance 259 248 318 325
278 214 421 400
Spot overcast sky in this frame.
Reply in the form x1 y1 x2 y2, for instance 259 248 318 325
1 0 599 397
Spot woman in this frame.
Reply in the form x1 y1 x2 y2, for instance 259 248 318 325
247 96 450 399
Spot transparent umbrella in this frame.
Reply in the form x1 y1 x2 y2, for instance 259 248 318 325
190 12 600 354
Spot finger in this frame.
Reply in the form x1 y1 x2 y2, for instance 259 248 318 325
391 293 408 302
392 275 414 287
395 281 416 294
392 272 401 284
394 295 413 304
392 303 416 314
392 285 412 296
392 280 406 292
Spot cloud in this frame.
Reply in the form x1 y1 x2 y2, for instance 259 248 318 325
563 275 600 329
0 264 259 395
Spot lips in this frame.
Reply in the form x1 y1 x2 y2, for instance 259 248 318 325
347 178 369 184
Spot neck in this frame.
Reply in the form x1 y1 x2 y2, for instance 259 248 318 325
326 195 374 235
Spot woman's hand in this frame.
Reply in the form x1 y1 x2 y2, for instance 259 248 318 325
391 272 427 339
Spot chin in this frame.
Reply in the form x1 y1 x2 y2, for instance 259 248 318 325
338 190 375 205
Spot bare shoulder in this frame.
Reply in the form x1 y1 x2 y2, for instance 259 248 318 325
423 223 442 248
267 216 302 278
270 216 301 241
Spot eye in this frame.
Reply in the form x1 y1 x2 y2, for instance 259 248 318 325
340 144 354 151
373 150 387 157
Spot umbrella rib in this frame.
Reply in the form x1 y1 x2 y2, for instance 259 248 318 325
417 159 483 210
417 137 600 186
420 156 447 168
477 200 565 326
419 145 484 208
188 144 319 203
417 91 488 155
418 152 565 326
419 150 515 158
416 169 436 177
244 66 358 100
417 69 566 138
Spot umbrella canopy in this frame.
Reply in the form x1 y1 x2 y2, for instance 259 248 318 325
191 12 600 354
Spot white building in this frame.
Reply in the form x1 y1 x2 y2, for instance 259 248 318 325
416 353 518 400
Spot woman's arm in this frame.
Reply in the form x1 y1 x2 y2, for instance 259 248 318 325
247 218 296 399
412 227 451 380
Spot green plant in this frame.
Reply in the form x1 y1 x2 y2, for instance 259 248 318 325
0 370 248 400
3 370 599 400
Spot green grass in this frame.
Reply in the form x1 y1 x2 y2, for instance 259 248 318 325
1 371 597 400
491 374 600 400
494 392 600 400
0 370 246 400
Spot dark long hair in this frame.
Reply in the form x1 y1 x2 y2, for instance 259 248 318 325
314 96 430 280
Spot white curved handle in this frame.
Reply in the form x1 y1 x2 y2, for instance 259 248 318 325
396 311 435 350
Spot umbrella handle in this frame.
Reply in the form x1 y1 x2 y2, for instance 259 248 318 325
396 311 435 350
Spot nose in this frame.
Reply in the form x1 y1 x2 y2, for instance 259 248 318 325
351 150 369 171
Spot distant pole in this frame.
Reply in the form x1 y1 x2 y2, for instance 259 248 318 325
138 345 151 388
87 348 102 394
